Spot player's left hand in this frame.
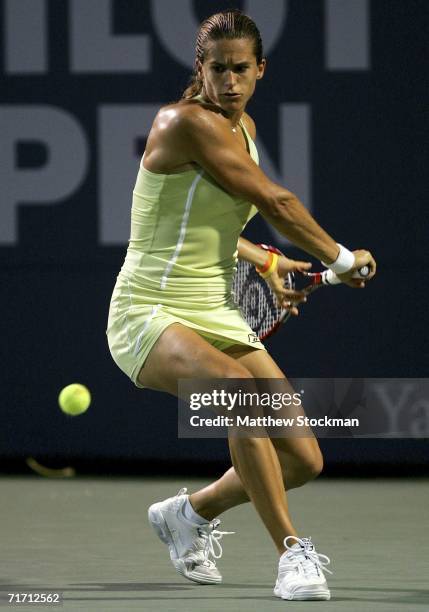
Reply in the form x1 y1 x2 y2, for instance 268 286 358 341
266 256 312 314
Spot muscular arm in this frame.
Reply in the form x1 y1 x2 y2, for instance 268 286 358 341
178 106 340 264
237 236 268 266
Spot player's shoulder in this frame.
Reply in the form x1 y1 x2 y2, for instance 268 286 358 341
242 112 256 140
154 98 226 136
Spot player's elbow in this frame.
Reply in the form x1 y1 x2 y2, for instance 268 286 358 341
259 187 298 224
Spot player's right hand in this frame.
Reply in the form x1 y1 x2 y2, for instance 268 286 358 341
338 249 377 288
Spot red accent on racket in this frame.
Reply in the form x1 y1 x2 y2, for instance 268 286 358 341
232 244 369 339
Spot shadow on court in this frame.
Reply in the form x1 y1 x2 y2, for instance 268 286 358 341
1 477 428 611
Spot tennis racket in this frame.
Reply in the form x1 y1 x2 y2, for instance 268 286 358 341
232 244 369 340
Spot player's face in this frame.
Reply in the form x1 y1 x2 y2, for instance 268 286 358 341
199 38 265 114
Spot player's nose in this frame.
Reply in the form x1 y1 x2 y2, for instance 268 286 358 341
224 70 237 87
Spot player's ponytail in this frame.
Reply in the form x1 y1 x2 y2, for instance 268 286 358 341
182 9 264 99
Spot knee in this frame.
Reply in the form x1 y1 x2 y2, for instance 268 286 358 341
218 363 253 380
286 449 324 488
302 448 324 482
207 363 254 418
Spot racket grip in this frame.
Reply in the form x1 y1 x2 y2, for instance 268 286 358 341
324 266 370 285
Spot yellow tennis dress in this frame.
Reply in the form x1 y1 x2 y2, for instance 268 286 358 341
106 114 266 387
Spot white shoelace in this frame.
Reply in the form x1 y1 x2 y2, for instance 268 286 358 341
281 535 332 577
176 488 234 567
201 519 235 561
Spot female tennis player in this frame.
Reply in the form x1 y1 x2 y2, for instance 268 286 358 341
107 9 376 601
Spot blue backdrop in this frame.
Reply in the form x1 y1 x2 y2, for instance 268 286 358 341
1 0 427 471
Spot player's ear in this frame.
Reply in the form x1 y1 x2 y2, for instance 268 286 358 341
256 58 266 80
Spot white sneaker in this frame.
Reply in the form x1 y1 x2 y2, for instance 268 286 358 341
274 535 332 601
148 488 233 584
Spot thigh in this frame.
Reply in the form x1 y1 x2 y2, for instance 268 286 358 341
225 346 323 463
223 344 285 376
138 323 252 395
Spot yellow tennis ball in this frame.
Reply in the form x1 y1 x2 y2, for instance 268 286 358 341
58 384 91 416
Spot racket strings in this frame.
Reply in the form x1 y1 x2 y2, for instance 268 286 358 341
232 256 338 340
232 261 292 338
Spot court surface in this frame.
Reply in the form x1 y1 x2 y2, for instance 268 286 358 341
1 476 427 612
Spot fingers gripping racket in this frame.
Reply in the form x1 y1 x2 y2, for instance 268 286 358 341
232 244 369 340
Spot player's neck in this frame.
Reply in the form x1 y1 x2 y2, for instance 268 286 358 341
198 91 244 130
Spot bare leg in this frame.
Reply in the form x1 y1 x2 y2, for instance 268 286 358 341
189 443 321 519
139 325 302 553
188 347 323 548
228 435 298 552
189 467 249 519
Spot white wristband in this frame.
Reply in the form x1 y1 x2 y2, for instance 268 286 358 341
322 243 355 274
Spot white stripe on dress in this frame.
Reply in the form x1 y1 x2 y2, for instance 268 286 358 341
124 278 133 351
160 171 203 290
134 303 162 356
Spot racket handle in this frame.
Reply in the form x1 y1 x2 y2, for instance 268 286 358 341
323 266 370 285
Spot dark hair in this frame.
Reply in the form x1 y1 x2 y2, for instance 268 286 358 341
182 9 264 99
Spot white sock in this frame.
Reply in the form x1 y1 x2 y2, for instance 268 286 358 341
182 497 209 525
